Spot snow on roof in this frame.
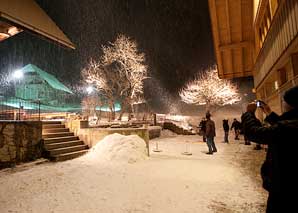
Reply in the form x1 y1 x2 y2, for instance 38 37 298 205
20 64 73 94
84 133 148 164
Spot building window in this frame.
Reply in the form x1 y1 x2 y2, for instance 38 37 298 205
258 86 266 100
269 0 279 18
292 53 298 77
265 5 271 30
259 28 263 47
278 68 287 85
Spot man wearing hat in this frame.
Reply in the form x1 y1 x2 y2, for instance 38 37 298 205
241 86 298 213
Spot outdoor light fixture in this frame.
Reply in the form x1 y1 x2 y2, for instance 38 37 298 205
86 86 94 94
0 32 9 39
12 70 24 79
0 21 23 42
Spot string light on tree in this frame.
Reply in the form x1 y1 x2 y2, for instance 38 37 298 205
179 67 241 112
82 34 148 120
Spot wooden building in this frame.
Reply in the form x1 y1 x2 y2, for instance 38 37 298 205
209 0 298 114
0 0 75 49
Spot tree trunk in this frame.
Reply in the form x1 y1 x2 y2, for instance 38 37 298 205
205 102 211 113
96 107 101 124
118 102 126 120
128 103 134 121
109 104 115 121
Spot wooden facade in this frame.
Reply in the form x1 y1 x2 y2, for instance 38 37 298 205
209 0 298 113
253 0 298 114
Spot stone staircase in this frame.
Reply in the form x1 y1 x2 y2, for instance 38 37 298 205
42 121 89 161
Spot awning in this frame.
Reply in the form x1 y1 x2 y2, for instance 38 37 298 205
0 0 75 49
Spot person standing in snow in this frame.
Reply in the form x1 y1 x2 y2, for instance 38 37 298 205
241 86 298 213
231 118 241 140
222 119 229 143
205 112 217 154
198 118 207 142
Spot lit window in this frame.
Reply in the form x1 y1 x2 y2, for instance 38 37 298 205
269 0 279 18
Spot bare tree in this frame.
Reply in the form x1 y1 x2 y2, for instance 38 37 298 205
179 67 241 112
81 94 104 122
82 59 117 120
82 35 148 120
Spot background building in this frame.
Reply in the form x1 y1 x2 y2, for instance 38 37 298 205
15 64 73 106
209 0 298 114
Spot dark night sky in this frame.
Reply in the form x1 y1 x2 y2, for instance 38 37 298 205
2 0 253 112
0 0 215 93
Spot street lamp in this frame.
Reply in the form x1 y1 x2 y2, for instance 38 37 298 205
12 70 23 80
86 86 94 94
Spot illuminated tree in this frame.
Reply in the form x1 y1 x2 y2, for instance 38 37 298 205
82 35 148 120
179 67 241 111
81 94 104 122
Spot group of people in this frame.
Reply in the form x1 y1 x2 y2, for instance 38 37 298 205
222 118 243 142
198 116 246 146
197 86 298 212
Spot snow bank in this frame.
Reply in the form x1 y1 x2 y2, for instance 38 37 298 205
85 133 148 164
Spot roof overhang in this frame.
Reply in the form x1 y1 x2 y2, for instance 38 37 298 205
0 0 75 49
0 20 23 41
208 0 254 79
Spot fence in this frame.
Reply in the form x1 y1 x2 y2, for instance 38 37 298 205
0 97 41 121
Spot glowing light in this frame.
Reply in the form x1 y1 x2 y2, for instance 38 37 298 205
7 27 20 36
86 86 94 94
12 70 23 79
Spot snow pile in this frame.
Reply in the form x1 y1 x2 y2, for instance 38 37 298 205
85 133 148 164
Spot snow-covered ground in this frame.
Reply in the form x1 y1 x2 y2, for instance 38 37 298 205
0 133 267 213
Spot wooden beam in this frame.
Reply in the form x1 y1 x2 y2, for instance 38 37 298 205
219 41 252 51
208 0 224 76
225 0 231 43
239 0 244 75
219 70 253 79
225 0 233 76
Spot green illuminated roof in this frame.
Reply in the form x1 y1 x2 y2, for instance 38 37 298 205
1 97 121 112
20 64 73 94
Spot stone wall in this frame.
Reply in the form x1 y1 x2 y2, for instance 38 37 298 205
148 126 162 139
163 122 194 135
0 121 42 168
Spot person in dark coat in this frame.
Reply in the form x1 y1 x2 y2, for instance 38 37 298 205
241 118 251 145
231 118 241 140
205 112 217 154
241 86 298 213
222 119 229 143
198 118 207 142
